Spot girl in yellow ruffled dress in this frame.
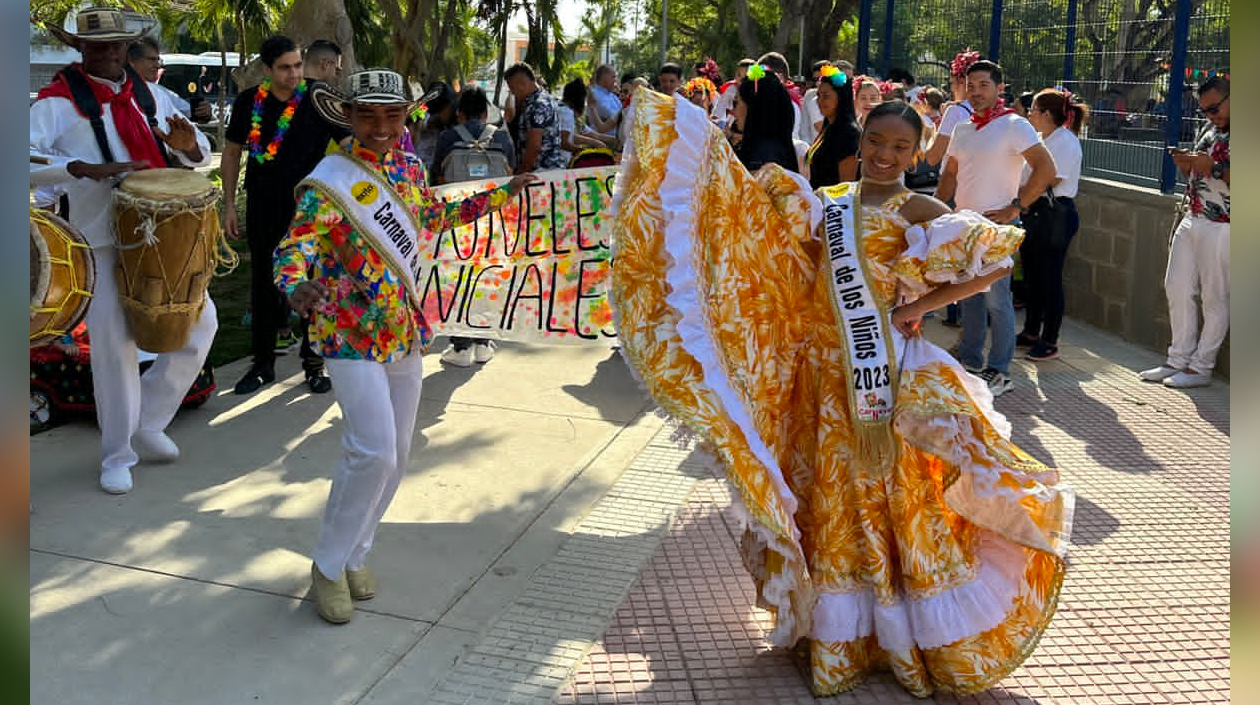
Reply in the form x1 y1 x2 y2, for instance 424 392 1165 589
610 91 1074 696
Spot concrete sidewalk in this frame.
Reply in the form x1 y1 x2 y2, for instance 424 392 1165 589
30 315 1230 704
30 341 666 704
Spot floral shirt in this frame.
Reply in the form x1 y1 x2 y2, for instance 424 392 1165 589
274 139 512 362
1188 125 1229 223
520 89 567 171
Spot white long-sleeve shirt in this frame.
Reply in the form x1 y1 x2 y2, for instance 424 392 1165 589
30 72 210 248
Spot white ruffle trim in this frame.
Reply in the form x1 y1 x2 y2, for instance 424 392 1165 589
658 94 801 522
898 210 1016 296
810 531 1028 652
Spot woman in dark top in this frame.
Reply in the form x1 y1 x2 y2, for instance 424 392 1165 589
805 65 861 189
731 68 798 173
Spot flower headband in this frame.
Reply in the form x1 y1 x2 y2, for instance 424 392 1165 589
409 102 429 123
950 48 982 78
818 65 849 88
683 76 718 100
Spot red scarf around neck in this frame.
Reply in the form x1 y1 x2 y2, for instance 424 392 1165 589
37 64 168 169
970 100 1016 131
783 78 803 107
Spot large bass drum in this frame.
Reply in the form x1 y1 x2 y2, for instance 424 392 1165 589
30 208 95 348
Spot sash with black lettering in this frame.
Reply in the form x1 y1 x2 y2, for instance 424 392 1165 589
818 182 899 472
300 152 426 311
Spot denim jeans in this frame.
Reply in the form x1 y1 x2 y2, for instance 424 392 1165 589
958 273 1015 374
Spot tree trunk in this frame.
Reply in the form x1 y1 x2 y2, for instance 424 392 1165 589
771 1 806 57
494 10 510 103
804 0 858 66
235 0 359 88
217 19 228 150
733 0 762 58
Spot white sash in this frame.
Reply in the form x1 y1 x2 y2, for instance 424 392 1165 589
300 152 426 312
818 182 897 426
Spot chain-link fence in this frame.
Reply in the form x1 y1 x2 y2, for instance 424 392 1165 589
856 0 1230 193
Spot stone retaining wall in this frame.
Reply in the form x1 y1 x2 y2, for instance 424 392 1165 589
1064 177 1229 377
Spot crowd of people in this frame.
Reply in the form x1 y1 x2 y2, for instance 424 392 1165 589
31 5 1229 697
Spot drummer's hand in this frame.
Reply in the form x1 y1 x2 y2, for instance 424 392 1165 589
67 160 148 181
224 209 240 240
891 304 924 338
288 281 330 316
506 173 540 198
156 116 200 154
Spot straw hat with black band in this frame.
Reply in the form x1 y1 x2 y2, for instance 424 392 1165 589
45 6 152 48
310 68 418 129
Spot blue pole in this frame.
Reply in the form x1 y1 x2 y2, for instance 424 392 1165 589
989 0 1004 63
881 0 895 77
1162 0 1192 194
857 0 873 75
1064 0 1078 85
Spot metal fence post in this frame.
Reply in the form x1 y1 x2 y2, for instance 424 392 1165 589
989 0 1004 62
1161 0 1193 194
881 0 896 76
1064 0 1078 86
857 0 873 74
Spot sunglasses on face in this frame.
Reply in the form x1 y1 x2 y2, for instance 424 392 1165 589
1199 93 1229 116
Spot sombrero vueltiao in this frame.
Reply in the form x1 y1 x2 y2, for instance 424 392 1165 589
45 6 152 47
311 68 418 129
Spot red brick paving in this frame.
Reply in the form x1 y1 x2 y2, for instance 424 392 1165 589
557 322 1230 704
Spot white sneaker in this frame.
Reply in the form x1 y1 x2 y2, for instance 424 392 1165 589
1163 370 1211 388
133 430 180 463
472 342 496 364
1138 365 1181 383
440 345 474 367
978 368 1014 397
100 466 133 494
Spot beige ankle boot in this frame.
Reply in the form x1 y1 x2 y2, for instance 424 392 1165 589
346 567 376 601
310 563 353 624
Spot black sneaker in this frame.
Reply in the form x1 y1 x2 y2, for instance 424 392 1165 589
305 367 332 394
978 367 1013 397
1026 341 1059 361
234 365 276 395
1016 332 1040 348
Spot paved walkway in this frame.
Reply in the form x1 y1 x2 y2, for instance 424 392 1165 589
557 318 1231 705
29 316 1230 704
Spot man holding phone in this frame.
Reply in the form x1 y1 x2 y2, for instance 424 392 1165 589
1140 76 1229 389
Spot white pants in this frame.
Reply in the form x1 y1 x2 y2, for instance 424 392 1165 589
86 247 218 472
1164 215 1230 373
314 353 424 580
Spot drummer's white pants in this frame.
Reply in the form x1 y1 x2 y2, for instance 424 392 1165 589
313 353 424 580
87 247 218 472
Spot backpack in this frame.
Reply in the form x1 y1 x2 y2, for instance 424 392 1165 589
441 124 511 182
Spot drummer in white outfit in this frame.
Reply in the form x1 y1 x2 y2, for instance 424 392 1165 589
30 7 214 494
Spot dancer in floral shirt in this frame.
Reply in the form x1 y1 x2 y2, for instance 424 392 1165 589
1139 76 1230 389
278 69 535 623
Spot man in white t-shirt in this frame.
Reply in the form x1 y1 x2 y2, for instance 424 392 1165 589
935 60 1057 396
798 60 829 143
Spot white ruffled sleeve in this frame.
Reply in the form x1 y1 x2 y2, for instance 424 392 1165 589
894 210 1025 296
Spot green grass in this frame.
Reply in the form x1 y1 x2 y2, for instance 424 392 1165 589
206 178 253 370
206 247 253 369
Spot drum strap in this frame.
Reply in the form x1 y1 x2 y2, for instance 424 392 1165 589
60 68 116 164
124 66 176 168
58 67 176 168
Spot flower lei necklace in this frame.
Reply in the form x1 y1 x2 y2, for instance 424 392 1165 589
249 78 306 163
